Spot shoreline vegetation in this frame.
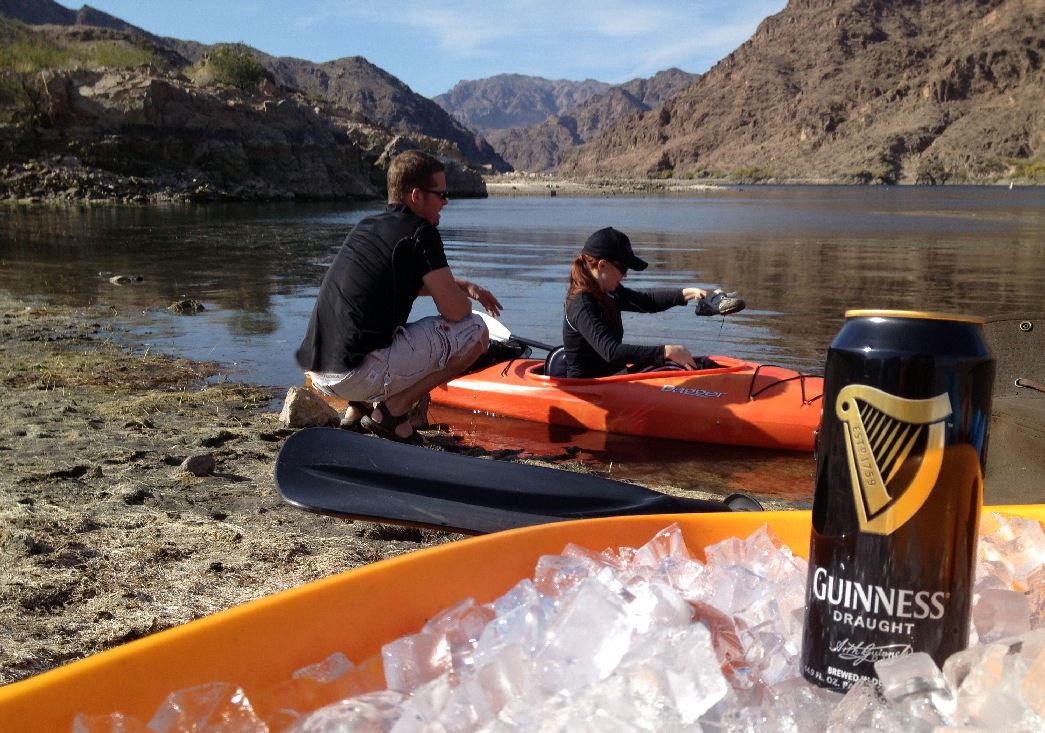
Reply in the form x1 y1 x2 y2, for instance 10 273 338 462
1 293 792 686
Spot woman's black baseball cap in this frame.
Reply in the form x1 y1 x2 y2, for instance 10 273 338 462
581 227 648 271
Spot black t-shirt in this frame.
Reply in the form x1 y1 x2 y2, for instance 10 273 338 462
563 286 685 378
296 205 449 372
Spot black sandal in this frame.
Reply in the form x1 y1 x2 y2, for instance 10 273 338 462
359 401 423 445
339 401 371 431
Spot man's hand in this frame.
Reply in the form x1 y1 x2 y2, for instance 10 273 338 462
459 280 503 317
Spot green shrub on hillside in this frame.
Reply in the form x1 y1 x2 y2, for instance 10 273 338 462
0 37 74 71
90 41 160 69
0 27 162 72
729 167 774 183
1009 158 1045 180
200 45 266 92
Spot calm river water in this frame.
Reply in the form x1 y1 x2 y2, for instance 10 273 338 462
3 186 1043 500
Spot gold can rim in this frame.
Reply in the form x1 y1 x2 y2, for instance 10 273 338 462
844 309 985 324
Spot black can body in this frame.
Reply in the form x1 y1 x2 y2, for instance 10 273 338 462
801 310 994 692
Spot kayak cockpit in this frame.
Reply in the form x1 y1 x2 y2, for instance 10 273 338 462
520 355 749 386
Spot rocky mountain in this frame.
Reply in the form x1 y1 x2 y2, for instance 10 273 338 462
434 74 612 132
0 0 510 174
166 46 509 173
559 0 1045 183
484 68 698 172
0 15 488 202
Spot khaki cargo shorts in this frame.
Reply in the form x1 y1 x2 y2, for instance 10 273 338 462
308 313 487 403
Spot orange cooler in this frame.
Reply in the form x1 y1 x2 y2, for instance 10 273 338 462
0 506 1042 732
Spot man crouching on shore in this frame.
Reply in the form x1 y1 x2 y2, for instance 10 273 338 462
296 150 502 443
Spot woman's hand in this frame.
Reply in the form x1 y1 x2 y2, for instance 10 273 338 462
664 344 697 370
681 287 707 302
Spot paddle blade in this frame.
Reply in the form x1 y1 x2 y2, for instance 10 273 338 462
275 428 745 534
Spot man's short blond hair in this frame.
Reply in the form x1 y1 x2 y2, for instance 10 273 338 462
387 150 445 204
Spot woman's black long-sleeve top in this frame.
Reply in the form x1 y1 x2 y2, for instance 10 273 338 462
562 286 685 378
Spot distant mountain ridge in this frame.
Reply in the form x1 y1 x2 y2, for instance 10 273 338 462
559 0 1045 183
434 75 613 132
481 68 699 172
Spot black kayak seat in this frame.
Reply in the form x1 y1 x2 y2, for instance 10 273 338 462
544 345 567 377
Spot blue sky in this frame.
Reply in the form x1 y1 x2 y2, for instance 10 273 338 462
55 1 788 98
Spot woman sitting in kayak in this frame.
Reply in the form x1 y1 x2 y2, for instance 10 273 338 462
562 227 708 378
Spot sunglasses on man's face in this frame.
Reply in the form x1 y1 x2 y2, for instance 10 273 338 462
609 261 629 275
419 188 450 201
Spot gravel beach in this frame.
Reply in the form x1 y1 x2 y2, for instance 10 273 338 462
0 294 761 686
0 296 467 685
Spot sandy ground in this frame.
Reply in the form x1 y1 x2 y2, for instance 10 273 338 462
0 296 474 685
1 294 778 687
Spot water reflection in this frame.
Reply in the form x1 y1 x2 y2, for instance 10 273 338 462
2 188 1043 498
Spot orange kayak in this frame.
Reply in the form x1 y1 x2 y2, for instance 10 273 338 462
431 357 824 451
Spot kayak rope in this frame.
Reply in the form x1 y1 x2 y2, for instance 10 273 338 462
746 364 824 405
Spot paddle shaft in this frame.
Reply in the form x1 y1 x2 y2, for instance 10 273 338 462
512 335 556 352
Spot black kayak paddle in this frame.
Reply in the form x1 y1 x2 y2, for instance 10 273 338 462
275 428 763 535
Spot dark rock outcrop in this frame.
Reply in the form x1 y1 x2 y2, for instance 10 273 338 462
0 66 382 201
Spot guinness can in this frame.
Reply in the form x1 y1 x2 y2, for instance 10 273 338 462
801 310 994 692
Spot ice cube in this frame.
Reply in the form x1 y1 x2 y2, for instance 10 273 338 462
253 652 385 727
292 651 353 683
944 635 1045 729
533 553 598 597
147 682 265 733
630 523 693 569
382 631 452 692
621 580 693 634
389 675 452 733
874 652 956 727
561 540 624 569
704 524 795 580
473 594 553 665
875 653 949 703
824 680 908 732
289 690 407 732
535 577 632 690
660 624 731 722
973 587 1031 643
421 597 495 674
491 578 540 617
